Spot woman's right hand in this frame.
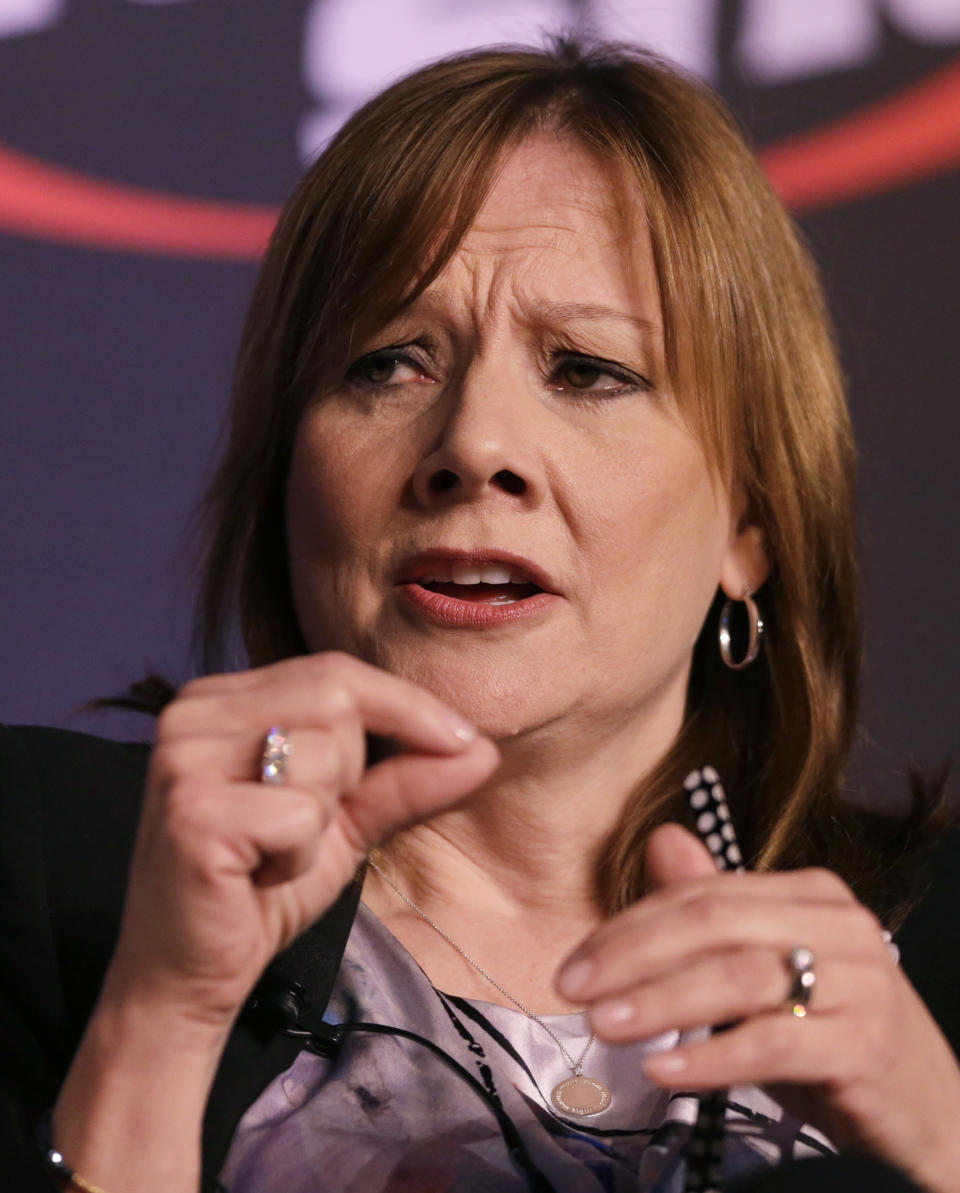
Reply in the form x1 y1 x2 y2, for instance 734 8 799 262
102 652 499 1032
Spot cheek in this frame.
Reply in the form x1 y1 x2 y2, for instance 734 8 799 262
286 428 353 558
286 410 395 557
582 436 730 633
285 413 399 649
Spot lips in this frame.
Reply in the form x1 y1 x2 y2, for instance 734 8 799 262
408 562 542 606
395 549 560 627
398 549 556 593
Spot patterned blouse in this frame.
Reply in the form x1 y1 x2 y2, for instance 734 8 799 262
221 902 834 1192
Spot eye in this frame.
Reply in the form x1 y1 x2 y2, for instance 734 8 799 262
347 350 433 388
549 353 649 397
561 362 609 389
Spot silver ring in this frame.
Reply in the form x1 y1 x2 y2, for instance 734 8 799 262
260 726 293 785
784 946 816 1017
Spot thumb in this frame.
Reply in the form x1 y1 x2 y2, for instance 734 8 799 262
339 735 500 849
646 822 719 889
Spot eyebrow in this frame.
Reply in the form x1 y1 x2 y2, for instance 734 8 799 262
385 292 662 343
529 300 661 335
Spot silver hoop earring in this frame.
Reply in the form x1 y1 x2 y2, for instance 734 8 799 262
719 588 764 670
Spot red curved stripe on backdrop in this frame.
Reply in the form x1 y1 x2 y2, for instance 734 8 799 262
0 54 958 260
759 54 960 211
0 140 278 259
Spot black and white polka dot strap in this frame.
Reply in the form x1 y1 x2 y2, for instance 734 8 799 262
684 766 743 873
682 766 745 1192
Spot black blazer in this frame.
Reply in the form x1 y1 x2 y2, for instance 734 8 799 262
1 724 956 1192
0 724 361 1192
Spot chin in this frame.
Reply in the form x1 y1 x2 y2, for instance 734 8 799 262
377 643 562 740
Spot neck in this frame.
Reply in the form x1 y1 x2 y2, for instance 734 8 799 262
363 690 687 1015
369 688 684 929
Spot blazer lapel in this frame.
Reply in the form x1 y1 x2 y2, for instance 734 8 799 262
200 875 364 1189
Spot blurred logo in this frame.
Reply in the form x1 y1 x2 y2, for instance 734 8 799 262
0 0 959 259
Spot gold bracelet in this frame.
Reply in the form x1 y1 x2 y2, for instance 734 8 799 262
42 1141 110 1193
65 1175 109 1193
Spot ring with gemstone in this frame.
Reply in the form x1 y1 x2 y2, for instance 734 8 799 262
260 726 293 785
784 946 816 1017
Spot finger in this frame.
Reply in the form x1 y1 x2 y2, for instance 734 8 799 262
150 727 364 796
163 653 479 755
557 868 859 999
155 780 329 889
558 894 884 1002
641 1009 855 1091
336 735 501 852
586 951 877 1041
646 823 719 887
585 866 854 954
281 737 501 916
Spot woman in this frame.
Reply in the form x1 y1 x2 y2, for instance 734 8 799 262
3 38 959 1193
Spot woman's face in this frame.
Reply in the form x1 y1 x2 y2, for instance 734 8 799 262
286 134 763 742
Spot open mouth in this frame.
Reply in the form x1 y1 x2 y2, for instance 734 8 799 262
396 554 558 624
406 562 547 605
417 579 543 605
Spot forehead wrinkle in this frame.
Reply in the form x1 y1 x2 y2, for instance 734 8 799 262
459 214 624 260
408 251 541 343
393 200 657 346
389 273 662 357
461 190 627 253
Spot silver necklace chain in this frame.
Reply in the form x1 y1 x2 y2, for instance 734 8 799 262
367 857 596 1076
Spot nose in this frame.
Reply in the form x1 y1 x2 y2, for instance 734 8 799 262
410 368 546 508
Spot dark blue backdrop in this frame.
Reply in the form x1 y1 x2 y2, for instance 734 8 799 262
1 0 958 806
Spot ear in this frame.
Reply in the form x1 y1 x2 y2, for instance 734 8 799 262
719 520 770 600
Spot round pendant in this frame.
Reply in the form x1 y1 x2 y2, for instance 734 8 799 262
551 1075 612 1117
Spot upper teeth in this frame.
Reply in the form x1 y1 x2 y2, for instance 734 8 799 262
421 564 529 585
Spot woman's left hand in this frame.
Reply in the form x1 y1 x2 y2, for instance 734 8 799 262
556 824 960 1193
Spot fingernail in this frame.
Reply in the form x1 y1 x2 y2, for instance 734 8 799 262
557 958 593 997
644 1050 688 1077
591 999 636 1029
442 714 477 744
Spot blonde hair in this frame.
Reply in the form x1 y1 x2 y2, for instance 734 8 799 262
196 38 890 915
